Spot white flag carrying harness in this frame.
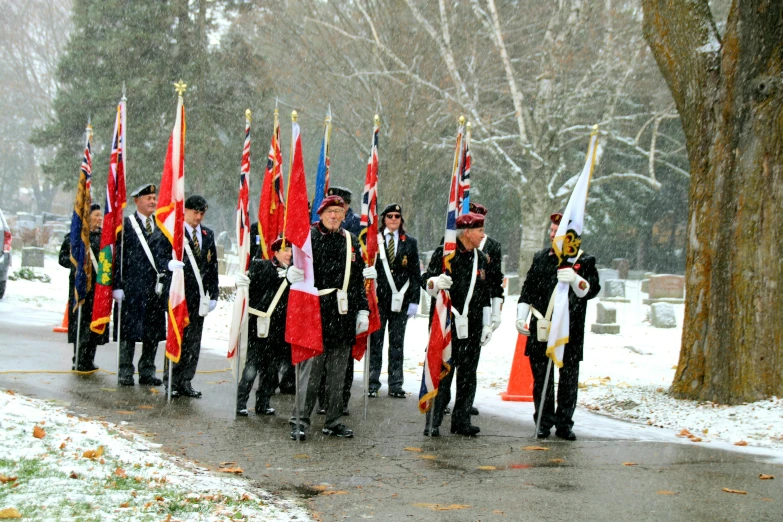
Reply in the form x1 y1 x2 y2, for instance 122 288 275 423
531 250 583 343
129 215 164 295
377 232 410 313
317 231 352 315
184 239 210 317
451 249 478 339
248 278 288 338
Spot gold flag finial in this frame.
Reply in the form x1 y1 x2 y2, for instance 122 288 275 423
374 114 380 126
292 110 298 122
174 79 187 96
591 124 599 136
458 115 466 125
245 109 252 122
466 121 472 130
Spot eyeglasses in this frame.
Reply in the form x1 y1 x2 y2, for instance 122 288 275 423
386 213 401 219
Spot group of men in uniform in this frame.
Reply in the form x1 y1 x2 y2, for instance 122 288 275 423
61 183 600 442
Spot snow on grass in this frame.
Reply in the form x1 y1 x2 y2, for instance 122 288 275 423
0 389 311 521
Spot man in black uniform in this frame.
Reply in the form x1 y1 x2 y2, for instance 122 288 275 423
469 203 505 330
235 237 291 416
422 212 493 437
59 204 109 371
516 212 600 441
112 184 166 386
160 195 219 398
368 203 422 398
288 195 369 440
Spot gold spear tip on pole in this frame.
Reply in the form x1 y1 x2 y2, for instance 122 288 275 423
591 124 599 135
292 110 298 122
374 114 380 125
458 115 466 125
174 79 187 96
466 121 471 130
245 109 252 121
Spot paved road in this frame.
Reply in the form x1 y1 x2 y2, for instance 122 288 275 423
0 305 780 521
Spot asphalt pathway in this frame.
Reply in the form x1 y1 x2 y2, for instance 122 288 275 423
0 306 780 521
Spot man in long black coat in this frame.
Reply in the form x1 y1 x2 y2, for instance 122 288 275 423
159 195 219 398
112 184 166 386
59 204 109 370
288 195 369 440
368 203 422 398
422 213 493 437
235 237 291 415
516 212 600 441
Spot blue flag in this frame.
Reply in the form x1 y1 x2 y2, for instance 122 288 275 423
69 125 93 311
310 110 331 222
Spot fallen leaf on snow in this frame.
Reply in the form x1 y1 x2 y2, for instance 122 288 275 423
137 405 154 410
622 462 637 466
116 411 135 415
657 490 676 495
0 507 22 518
722 488 746 495
521 446 549 451
419 455 437 460
99 388 116 392
0 475 17 484
676 429 692 438
5 390 14 395
33 425 45 439
492 510 504 514
216 467 243 474
219 462 237 467
119 502 129 508
477 466 496 470
321 490 347 495
548 458 565 464
688 436 703 443
759 474 774 480
734 441 748 446
114 467 127 478
69 471 79 479
149 388 160 394
404 447 423 452
311 485 329 491
412 503 471 511
82 446 104 459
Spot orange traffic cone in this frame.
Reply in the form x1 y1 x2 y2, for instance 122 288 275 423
500 333 534 402
53 303 69 333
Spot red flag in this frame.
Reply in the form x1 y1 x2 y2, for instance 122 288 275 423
257 109 285 260
155 92 189 363
284 114 323 364
352 116 381 360
228 110 252 362
91 102 127 333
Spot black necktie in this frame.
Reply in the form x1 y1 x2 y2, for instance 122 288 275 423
191 232 201 258
386 234 395 261
145 216 153 235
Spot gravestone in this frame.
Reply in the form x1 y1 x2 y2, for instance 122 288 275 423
591 302 620 334
648 274 685 299
651 302 677 328
21 247 44 267
604 279 626 298
611 258 630 279
597 268 619 297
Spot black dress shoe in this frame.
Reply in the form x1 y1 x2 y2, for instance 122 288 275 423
367 390 378 398
316 407 326 415
255 401 275 415
388 390 407 398
290 425 306 441
181 386 202 398
77 363 99 372
167 388 181 398
342 407 350 416
139 376 163 386
236 408 249 417
443 407 451 415
423 427 440 437
451 425 480 436
322 424 354 438
555 429 577 441
470 406 479 415
536 428 551 439
118 377 135 386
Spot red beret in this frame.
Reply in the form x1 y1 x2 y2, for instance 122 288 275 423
550 212 563 225
456 212 485 229
316 195 345 215
468 203 488 216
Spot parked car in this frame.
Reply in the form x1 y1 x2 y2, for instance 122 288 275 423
0 208 11 298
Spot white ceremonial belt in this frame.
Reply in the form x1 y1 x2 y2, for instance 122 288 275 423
318 288 337 296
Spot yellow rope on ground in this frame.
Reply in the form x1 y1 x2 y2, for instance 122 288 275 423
0 368 232 376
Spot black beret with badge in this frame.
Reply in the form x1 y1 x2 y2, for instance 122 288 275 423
327 186 352 204
131 183 157 198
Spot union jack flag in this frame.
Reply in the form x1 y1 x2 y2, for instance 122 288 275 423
258 109 285 260
419 119 463 413
457 123 471 215
69 124 94 312
352 116 381 360
228 111 252 362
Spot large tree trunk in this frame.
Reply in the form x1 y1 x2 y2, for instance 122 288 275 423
642 0 783 404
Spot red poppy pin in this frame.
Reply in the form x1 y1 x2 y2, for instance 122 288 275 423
573 264 581 271
401 235 407 241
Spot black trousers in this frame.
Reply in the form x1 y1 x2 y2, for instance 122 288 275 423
119 339 158 380
236 337 278 410
318 347 354 409
276 345 296 394
369 307 409 392
426 334 481 431
72 340 97 370
165 315 204 389
530 354 580 431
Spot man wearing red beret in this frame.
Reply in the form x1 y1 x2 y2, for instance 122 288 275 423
421 212 493 437
516 212 600 441
287 195 370 440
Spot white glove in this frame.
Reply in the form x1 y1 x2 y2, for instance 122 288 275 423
286 266 304 284
426 274 453 298
235 274 250 289
276 267 287 279
516 302 531 336
481 325 493 346
362 266 377 280
407 303 418 318
112 289 125 302
356 310 370 334
168 259 185 271
490 297 503 331
571 274 591 298
557 267 576 284
209 300 217 312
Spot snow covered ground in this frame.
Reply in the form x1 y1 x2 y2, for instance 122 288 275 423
0 389 311 521
4 251 782 462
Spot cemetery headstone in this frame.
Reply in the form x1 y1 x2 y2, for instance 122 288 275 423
651 302 677 328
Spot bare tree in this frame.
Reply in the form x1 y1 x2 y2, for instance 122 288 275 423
643 0 783 403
